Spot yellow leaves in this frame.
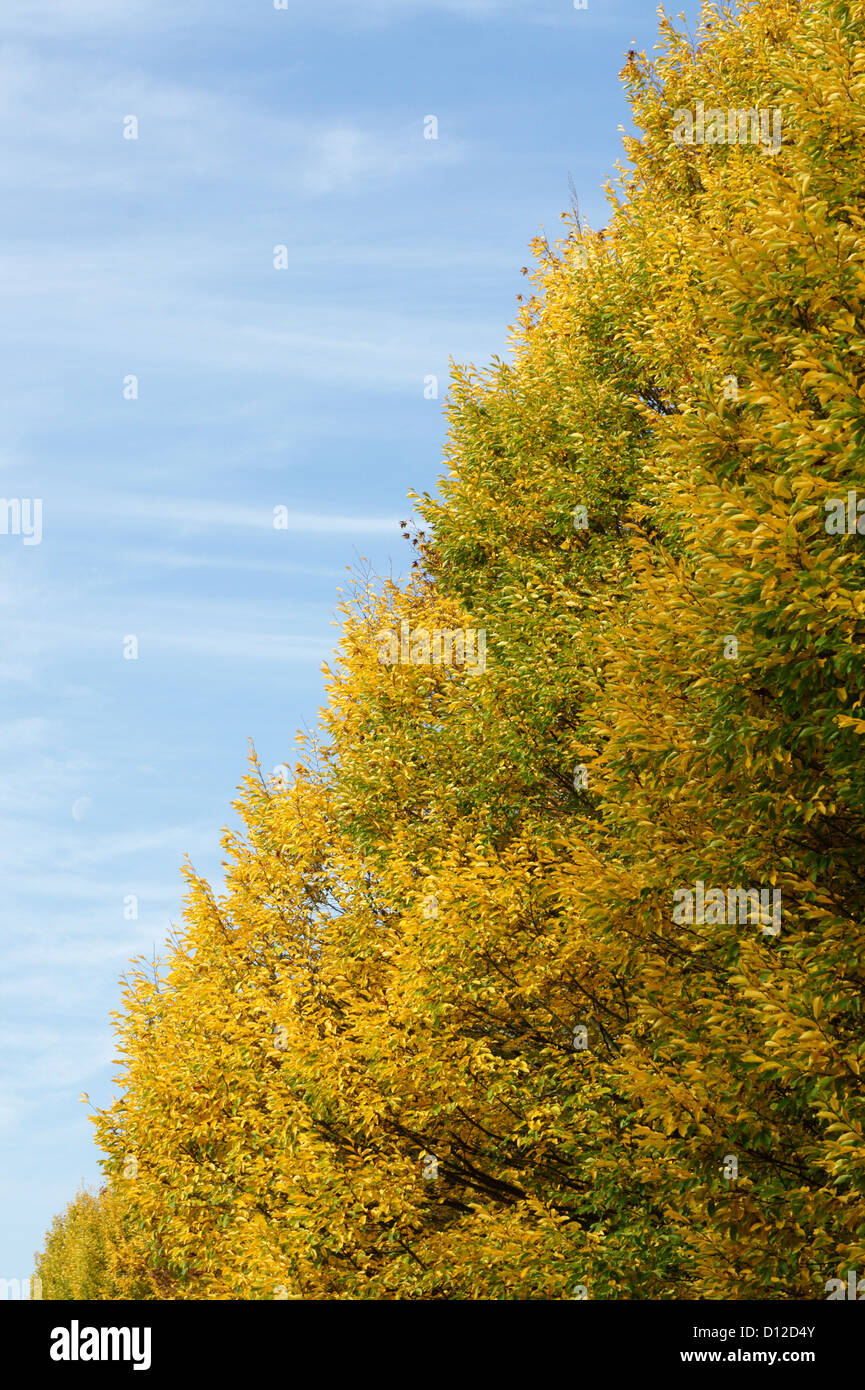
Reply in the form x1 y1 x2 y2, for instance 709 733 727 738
47 0 865 1305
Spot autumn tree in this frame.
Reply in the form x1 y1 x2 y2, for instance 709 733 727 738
40 0 865 1300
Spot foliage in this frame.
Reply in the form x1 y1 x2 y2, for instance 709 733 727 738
34 1186 157 1300
42 0 865 1299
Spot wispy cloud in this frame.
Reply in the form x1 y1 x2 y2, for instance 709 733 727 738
123 549 347 577
1 0 546 38
0 50 465 199
0 717 53 753
0 0 210 36
58 495 405 533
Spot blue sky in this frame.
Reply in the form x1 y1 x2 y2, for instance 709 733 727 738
0 0 699 1285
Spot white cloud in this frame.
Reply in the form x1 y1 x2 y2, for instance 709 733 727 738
0 237 497 390
0 49 465 200
0 0 208 35
57 495 403 533
0 0 531 37
301 126 417 195
0 663 34 683
123 549 347 577
0 717 53 753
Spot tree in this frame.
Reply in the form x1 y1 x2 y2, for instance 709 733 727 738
42 0 865 1299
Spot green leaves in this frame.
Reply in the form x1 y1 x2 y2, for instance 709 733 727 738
38 0 865 1303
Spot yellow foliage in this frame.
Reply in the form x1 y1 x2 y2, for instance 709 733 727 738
39 0 865 1299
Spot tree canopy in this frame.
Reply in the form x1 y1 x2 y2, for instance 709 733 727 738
37 0 865 1300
